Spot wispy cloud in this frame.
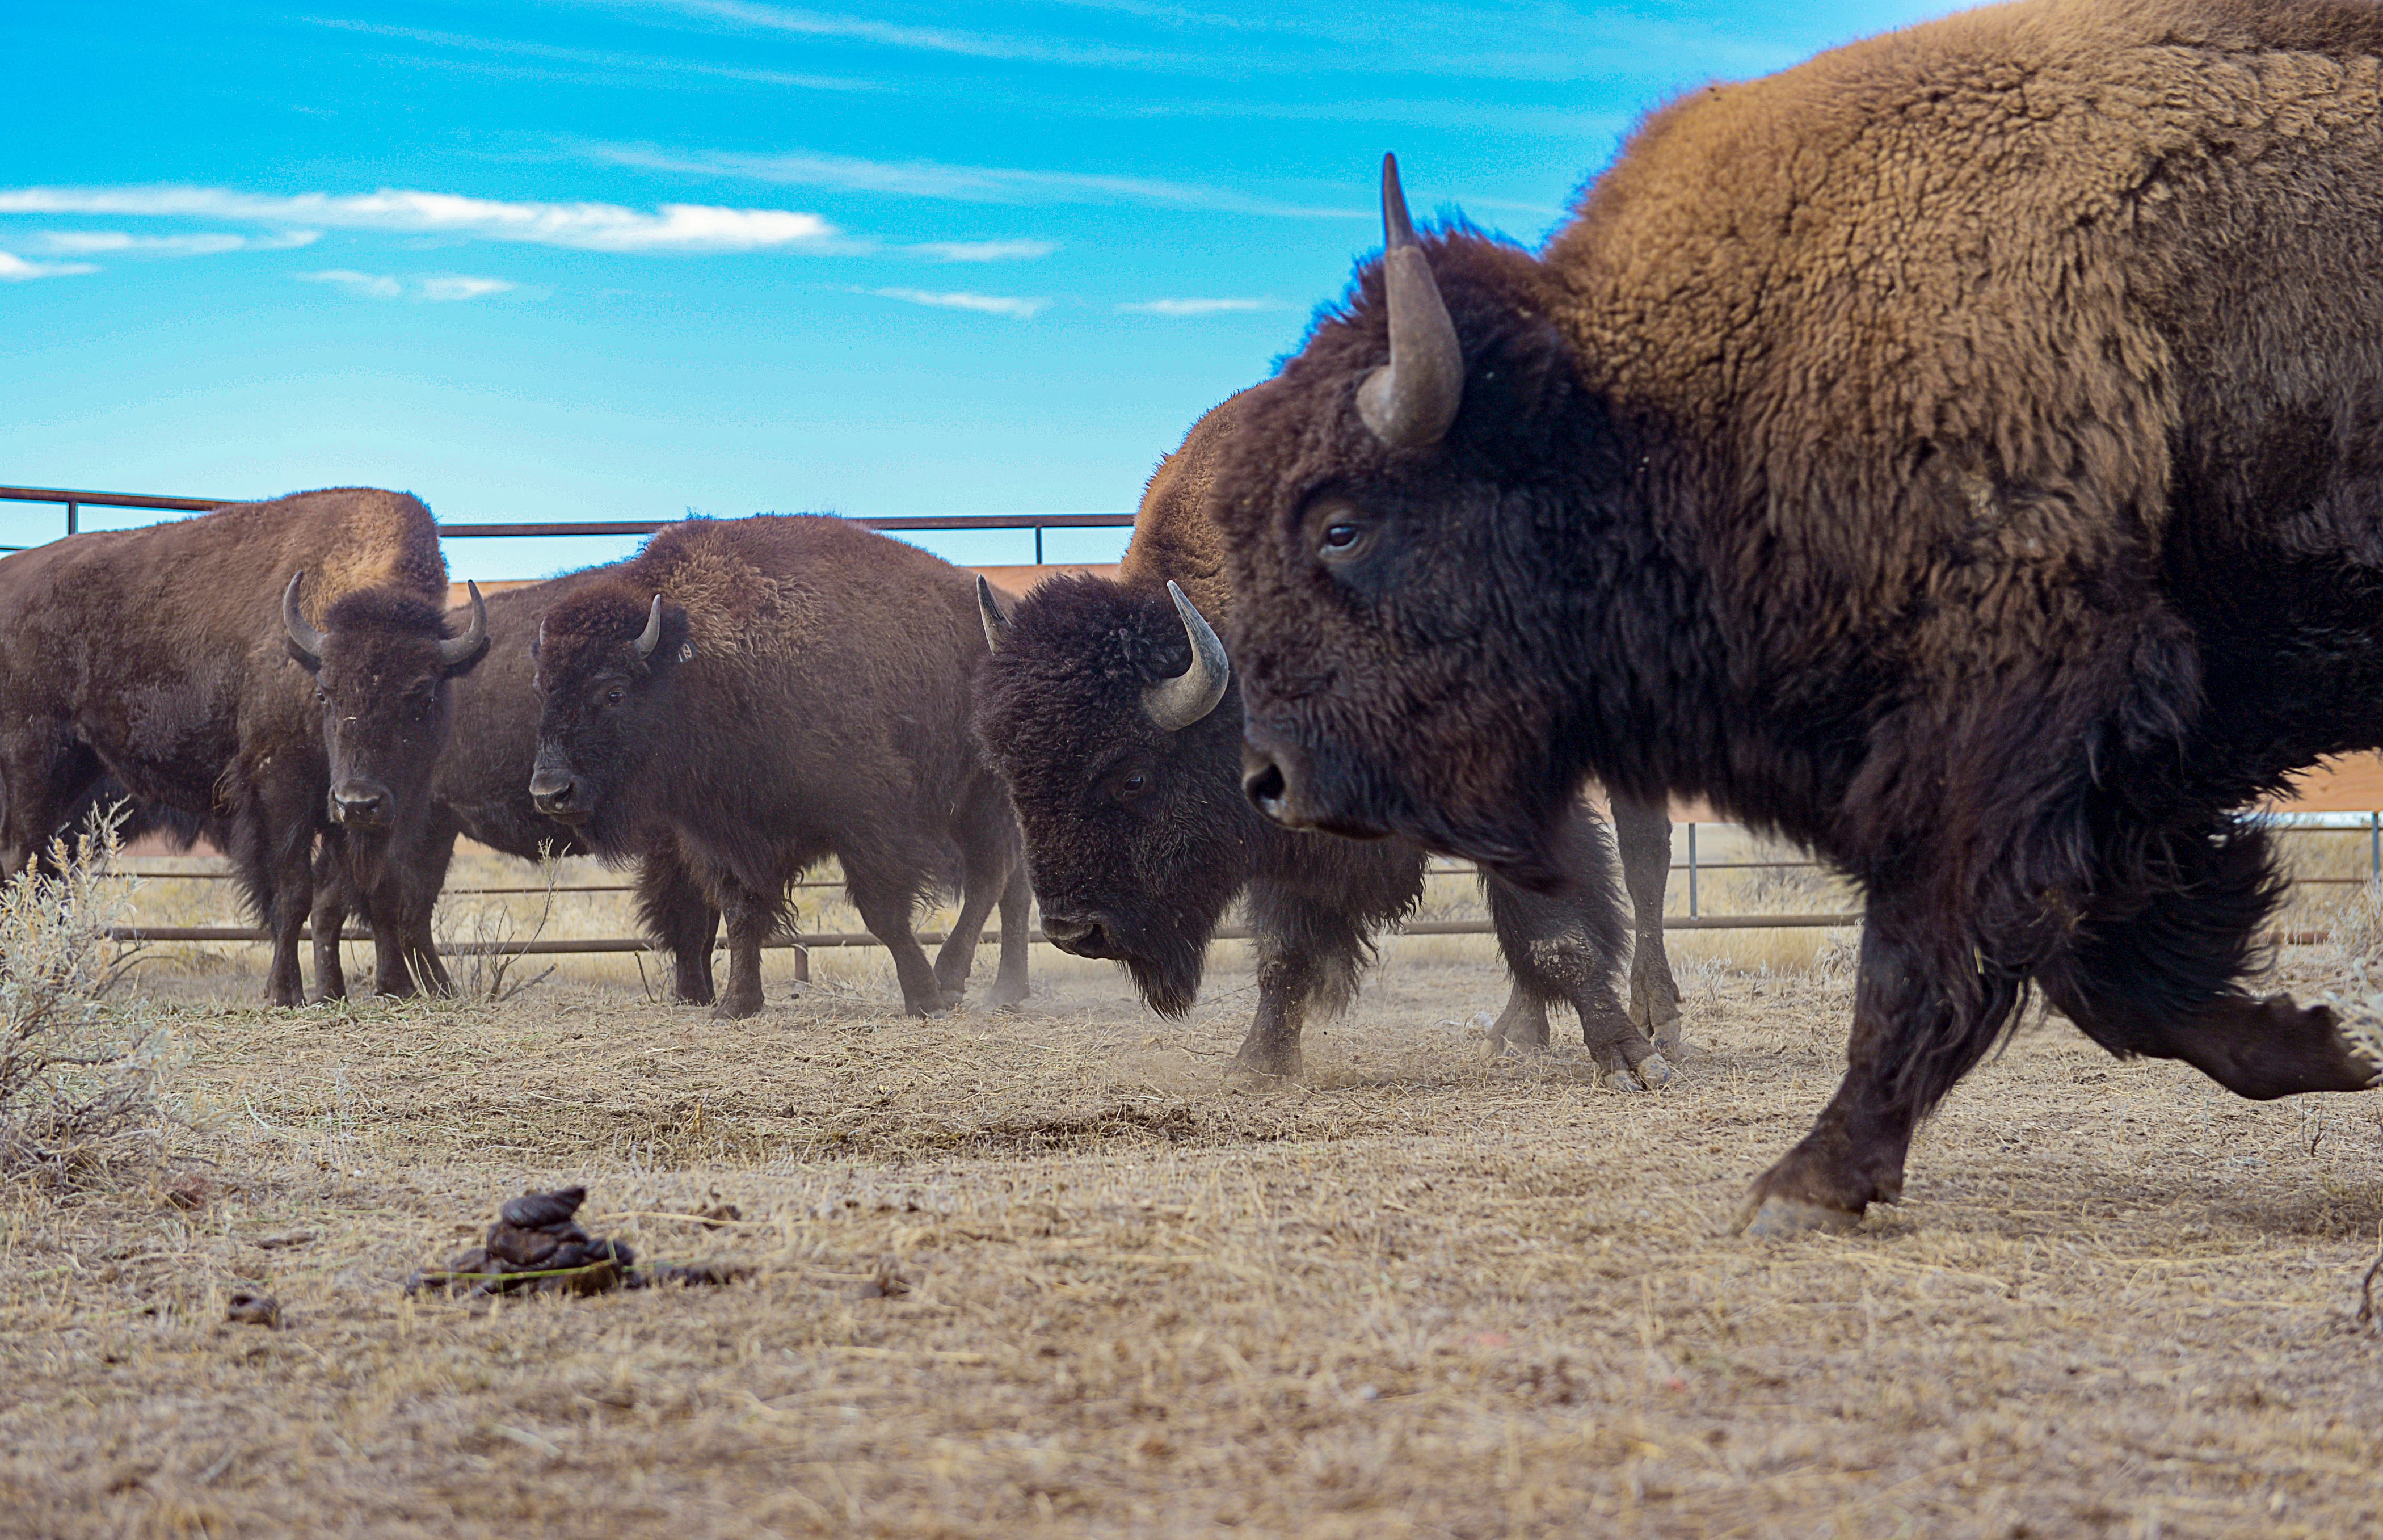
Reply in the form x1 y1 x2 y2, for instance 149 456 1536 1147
869 287 1044 318
631 0 1182 69
0 186 840 253
303 16 882 92
298 268 402 297
298 269 516 301
420 275 519 301
906 239 1056 262
28 229 321 256
0 251 98 281
584 142 1363 219
1116 297 1283 316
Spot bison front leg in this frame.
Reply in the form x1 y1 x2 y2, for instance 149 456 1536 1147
1737 908 2016 1236
1486 843 1667 1089
309 847 351 1003
710 877 775 1020
637 850 719 1006
1610 792 1685 1052
984 858 1033 1011
845 866 949 1017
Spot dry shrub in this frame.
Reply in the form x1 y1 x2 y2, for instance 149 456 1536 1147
2322 878 2383 1076
0 810 188 1187
433 847 562 1002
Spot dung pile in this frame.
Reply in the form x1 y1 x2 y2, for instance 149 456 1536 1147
409 1186 744 1297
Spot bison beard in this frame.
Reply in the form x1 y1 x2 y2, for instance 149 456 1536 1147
1210 1 2383 1234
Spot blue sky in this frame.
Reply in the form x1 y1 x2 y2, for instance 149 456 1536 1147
2 1 1957 579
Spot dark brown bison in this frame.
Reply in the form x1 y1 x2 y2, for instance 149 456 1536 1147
975 395 1682 1083
0 488 485 1004
528 516 1029 1019
308 571 723 1004
1211 0 2383 1235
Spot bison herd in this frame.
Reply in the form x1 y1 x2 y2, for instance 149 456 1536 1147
14 0 2383 1236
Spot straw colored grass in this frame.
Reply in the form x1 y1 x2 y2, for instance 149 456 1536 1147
9 891 2383 1538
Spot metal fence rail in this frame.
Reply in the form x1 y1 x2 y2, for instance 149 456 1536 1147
0 483 1135 558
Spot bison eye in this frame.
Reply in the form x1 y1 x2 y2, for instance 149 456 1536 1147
1317 517 1375 566
605 687 625 706
1118 772 1148 800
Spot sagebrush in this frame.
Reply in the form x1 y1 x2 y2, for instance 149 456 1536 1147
0 810 187 1185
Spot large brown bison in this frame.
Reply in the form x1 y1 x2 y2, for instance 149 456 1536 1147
975 393 1682 1083
528 516 1029 1019
1211 0 2383 1235
0 487 485 1004
309 572 723 1004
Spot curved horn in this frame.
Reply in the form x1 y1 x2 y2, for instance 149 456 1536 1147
440 580 488 668
976 576 1012 654
631 594 664 661
1355 153 1464 449
283 572 326 664
1142 581 1230 733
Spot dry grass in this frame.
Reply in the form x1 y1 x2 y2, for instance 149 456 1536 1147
10 877 2383 1538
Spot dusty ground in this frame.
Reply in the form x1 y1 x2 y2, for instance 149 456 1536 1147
8 834 2383 1538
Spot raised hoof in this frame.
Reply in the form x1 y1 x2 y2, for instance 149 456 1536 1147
1734 1195 1863 1239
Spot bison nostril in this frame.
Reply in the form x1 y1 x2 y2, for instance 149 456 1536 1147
1242 759 1289 818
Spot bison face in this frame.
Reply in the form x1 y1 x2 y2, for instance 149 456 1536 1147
974 577 1249 1017
1209 155 1632 891
285 577 489 842
528 588 691 845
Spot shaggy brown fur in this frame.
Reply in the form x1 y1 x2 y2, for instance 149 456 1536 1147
0 487 475 1004
528 516 1028 1019
1211 0 2383 1232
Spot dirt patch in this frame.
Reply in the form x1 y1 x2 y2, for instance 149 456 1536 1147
6 946 2383 1537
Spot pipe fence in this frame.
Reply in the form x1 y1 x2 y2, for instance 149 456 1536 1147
10 482 2376 961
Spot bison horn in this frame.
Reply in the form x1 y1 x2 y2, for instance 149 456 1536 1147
283 572 327 665
631 594 664 661
976 577 1012 654
1142 581 1230 733
440 581 488 669
1355 152 1464 449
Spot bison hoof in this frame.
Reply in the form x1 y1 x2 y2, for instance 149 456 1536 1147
711 996 763 1021
1734 1195 1863 1239
1631 1051 1676 1089
982 981 1031 1011
1226 1054 1301 1085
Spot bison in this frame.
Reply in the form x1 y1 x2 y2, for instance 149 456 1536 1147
528 516 1029 1019
0 487 484 1004
308 571 724 1004
1210 0 2383 1235
975 394 1682 1082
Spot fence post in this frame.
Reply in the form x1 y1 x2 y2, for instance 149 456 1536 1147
1687 823 1699 918
1034 524 1044 565
64 499 77 536
2371 811 2378 882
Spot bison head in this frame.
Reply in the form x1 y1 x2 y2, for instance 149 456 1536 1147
284 574 488 841
973 575 1243 1017
527 586 693 844
1211 154 1644 890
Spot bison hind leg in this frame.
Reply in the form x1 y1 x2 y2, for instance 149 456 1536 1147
2040 816 2376 1097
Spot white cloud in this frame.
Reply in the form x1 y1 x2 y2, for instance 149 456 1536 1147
0 185 840 253
1117 297 1283 315
298 269 517 301
28 229 319 256
905 239 1057 262
419 274 517 301
0 251 99 281
637 0 1176 68
298 268 403 297
302 18 882 93
583 142 1363 219
869 287 1044 318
